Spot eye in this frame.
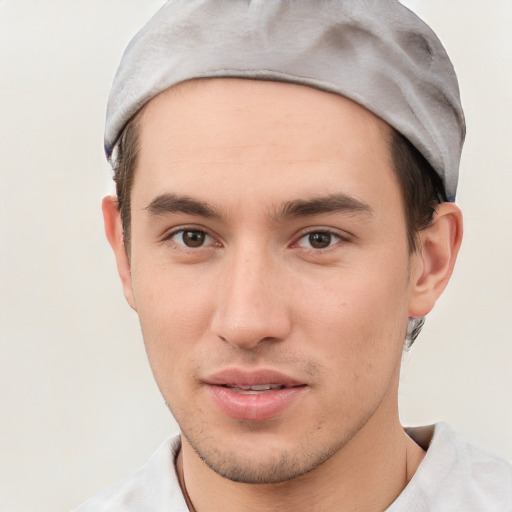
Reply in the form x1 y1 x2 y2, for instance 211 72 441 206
169 229 213 248
296 231 342 250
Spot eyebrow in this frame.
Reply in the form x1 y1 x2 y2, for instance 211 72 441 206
144 192 372 222
145 193 222 220
273 194 373 222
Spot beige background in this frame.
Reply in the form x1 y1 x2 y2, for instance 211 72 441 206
0 1 510 511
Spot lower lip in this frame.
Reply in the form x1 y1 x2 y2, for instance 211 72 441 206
206 385 306 421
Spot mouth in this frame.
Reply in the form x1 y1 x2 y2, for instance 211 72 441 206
223 383 288 394
204 369 307 421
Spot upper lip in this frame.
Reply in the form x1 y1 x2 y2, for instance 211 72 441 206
203 368 305 388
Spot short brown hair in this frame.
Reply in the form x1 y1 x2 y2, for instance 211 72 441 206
389 130 446 252
111 112 445 253
111 109 143 250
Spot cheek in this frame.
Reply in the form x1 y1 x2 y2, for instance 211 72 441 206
297 269 408 422
299 248 409 328
130 259 217 380
295 251 410 376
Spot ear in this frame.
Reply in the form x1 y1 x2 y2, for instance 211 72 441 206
408 202 463 317
102 195 137 311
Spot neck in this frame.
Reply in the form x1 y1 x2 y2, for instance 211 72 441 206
177 411 425 512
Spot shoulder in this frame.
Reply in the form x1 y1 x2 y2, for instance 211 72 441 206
389 422 512 511
73 436 188 512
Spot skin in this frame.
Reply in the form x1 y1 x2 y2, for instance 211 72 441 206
104 78 462 511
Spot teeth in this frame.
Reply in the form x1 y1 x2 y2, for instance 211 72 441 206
226 384 285 391
249 384 272 391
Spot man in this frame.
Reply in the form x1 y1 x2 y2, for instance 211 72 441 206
76 1 512 510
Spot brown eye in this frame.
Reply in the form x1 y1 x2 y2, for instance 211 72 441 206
296 231 342 250
171 229 210 248
308 232 333 249
182 230 206 247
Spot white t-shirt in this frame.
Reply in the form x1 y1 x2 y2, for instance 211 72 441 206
74 423 512 511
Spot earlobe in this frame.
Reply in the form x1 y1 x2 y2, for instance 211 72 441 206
102 196 137 311
408 202 463 317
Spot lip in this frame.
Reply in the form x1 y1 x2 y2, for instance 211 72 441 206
205 368 305 388
204 368 307 421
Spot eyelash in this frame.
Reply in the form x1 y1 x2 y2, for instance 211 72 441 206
293 229 348 252
161 227 217 248
161 226 348 253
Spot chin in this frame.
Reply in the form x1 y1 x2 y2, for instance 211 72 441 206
181 422 350 484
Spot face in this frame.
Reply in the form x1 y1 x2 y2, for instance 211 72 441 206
122 79 420 483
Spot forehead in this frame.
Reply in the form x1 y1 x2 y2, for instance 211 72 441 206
139 77 392 152
133 78 398 214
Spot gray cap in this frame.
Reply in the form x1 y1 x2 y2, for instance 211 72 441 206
105 0 465 201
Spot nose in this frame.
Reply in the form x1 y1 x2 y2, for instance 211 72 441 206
211 247 292 350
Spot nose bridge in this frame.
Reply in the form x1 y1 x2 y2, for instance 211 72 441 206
212 241 291 349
